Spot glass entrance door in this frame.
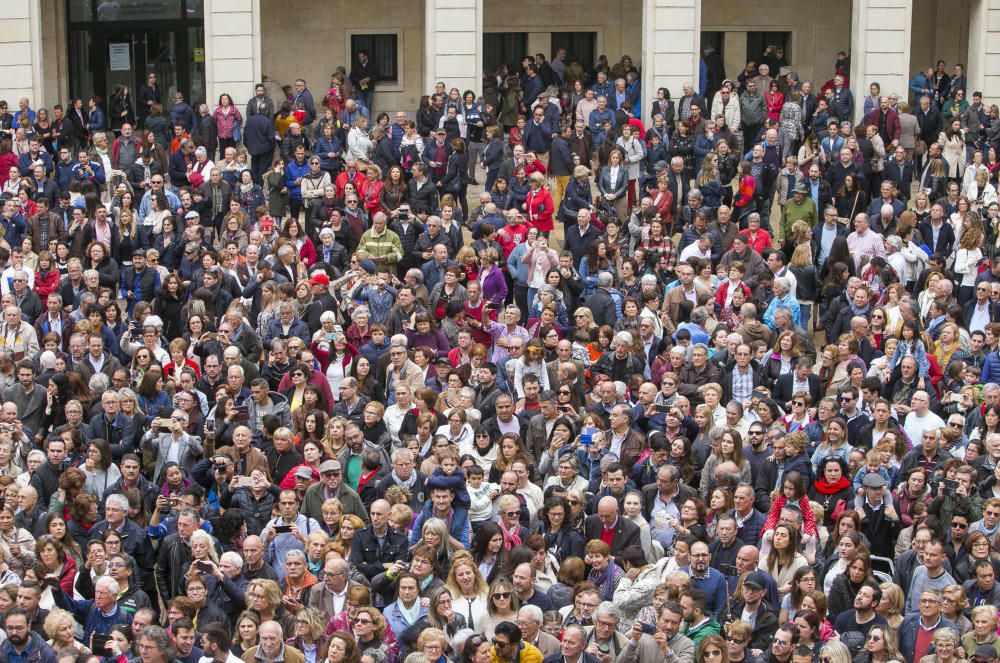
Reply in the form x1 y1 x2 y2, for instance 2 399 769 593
68 0 205 125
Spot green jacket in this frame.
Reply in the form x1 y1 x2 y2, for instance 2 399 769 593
684 616 721 651
357 227 403 273
300 481 369 525
930 489 983 531
780 196 817 241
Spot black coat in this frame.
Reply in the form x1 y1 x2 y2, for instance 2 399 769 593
583 514 641 563
348 525 409 580
244 113 276 158
406 178 439 216
917 220 956 256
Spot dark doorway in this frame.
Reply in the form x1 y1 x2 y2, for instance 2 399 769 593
484 33 528 76
552 32 597 71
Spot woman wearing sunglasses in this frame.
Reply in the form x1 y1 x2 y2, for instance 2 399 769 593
478 576 519 640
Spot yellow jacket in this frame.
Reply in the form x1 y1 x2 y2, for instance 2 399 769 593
490 642 543 663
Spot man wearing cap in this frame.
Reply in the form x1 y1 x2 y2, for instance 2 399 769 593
726 571 778 651
120 249 161 315
779 182 817 243
301 458 367 525
858 471 902 558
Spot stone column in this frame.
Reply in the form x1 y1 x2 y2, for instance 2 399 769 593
849 0 912 122
204 0 262 107
0 0 43 106
641 0 702 123
969 0 1000 102
425 0 483 97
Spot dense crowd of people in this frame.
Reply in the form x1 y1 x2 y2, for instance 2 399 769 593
0 41 997 663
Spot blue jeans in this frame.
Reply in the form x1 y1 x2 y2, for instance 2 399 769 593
799 303 812 330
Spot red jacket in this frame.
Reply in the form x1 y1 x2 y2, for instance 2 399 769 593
298 237 318 268
524 186 554 233
335 169 369 198
34 269 60 305
866 108 901 142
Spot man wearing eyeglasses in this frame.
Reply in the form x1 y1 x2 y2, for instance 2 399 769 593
900 588 957 662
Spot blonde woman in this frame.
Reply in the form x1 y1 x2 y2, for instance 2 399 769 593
180 528 219 595
44 607 86 653
347 116 372 163
877 582 904 629
955 225 984 305
962 604 1000 657
444 551 489 629
857 625 904 663
818 640 854 663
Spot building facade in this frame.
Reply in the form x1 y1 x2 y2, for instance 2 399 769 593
2 0 994 123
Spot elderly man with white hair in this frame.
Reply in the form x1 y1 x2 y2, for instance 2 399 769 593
51 574 128 646
592 331 646 383
519 603 561 656
0 306 38 359
586 272 618 328
762 276 801 330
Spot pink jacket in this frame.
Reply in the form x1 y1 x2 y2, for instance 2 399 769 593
213 105 243 139
522 245 559 285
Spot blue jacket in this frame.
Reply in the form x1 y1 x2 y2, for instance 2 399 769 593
384 600 427 644
0 631 57 663
315 135 343 172
899 613 956 663
507 241 530 287
19 151 53 177
523 75 544 107
522 119 553 154
54 161 75 192
909 73 934 103
285 158 311 201
984 349 1000 384
169 102 196 131
262 316 311 348
560 177 593 217
588 109 615 148
52 589 131 648
0 213 26 249
592 81 614 100
732 507 766 544
87 107 105 132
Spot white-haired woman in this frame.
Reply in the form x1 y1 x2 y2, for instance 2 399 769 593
15 449 44 488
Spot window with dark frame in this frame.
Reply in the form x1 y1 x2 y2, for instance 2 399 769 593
351 34 399 85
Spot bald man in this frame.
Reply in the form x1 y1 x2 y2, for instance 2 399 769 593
583 495 642 564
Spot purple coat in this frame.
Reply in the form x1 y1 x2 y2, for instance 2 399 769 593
403 328 450 359
480 264 508 305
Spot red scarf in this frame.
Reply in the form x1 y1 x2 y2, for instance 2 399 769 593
811 477 851 495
